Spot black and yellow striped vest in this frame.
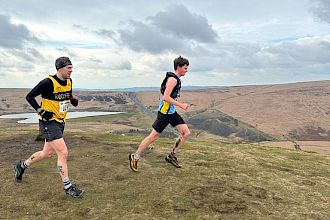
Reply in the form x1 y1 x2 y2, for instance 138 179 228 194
40 75 72 122
158 72 181 114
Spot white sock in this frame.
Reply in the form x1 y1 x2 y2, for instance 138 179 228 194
134 153 140 160
63 177 72 190
21 160 30 169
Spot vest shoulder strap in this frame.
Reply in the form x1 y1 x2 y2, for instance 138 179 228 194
160 72 179 95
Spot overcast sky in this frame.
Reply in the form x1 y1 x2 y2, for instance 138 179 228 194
0 0 329 89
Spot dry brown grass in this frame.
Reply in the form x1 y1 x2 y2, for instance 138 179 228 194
137 80 330 140
0 122 329 219
1 80 330 142
257 141 330 155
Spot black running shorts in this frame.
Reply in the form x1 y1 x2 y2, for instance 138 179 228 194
39 120 65 142
152 111 185 133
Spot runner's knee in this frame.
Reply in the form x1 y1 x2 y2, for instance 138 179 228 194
149 132 160 140
37 150 52 159
45 151 53 158
57 149 68 161
182 129 191 138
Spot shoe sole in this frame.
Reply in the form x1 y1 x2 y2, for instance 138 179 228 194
129 154 138 172
165 157 182 168
14 163 23 182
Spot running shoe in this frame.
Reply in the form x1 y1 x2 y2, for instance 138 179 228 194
165 153 182 168
129 153 138 172
14 161 25 182
65 185 84 198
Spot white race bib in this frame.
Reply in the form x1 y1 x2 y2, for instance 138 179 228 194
59 101 70 113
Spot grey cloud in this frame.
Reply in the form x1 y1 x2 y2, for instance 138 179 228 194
3 46 44 63
190 36 330 80
27 48 43 60
251 38 330 72
0 48 42 78
116 60 132 70
73 24 116 42
73 24 86 30
187 42 330 86
102 60 132 70
189 42 261 71
311 0 330 23
72 24 91 34
0 51 34 74
89 58 103 63
56 47 78 58
73 24 111 37
118 20 184 54
94 29 116 39
83 58 132 70
149 5 218 43
9 49 40 62
0 14 37 49
0 52 11 72
117 5 218 54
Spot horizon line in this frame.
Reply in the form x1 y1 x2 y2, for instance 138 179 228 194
0 79 329 90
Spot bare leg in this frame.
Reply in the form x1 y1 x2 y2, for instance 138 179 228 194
26 140 55 165
172 124 190 154
48 138 69 181
47 138 83 196
136 129 160 156
15 140 55 182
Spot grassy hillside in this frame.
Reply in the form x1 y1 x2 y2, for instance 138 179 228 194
137 80 330 141
2 80 330 142
1 125 329 219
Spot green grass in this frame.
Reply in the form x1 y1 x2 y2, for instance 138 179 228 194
67 113 134 123
67 112 152 129
1 129 329 219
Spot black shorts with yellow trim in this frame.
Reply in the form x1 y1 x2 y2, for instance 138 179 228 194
152 111 185 133
39 120 65 142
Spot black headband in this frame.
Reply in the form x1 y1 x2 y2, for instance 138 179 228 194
55 57 72 70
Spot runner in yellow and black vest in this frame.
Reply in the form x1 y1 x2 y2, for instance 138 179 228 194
39 74 72 123
14 57 83 198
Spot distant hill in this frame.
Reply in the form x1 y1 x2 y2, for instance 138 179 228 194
1 80 330 141
187 109 273 142
136 80 330 141
110 86 221 92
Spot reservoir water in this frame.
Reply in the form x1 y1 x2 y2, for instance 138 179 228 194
0 111 123 123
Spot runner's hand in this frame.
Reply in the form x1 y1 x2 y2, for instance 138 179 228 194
180 103 189 110
70 97 79 107
38 110 54 121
